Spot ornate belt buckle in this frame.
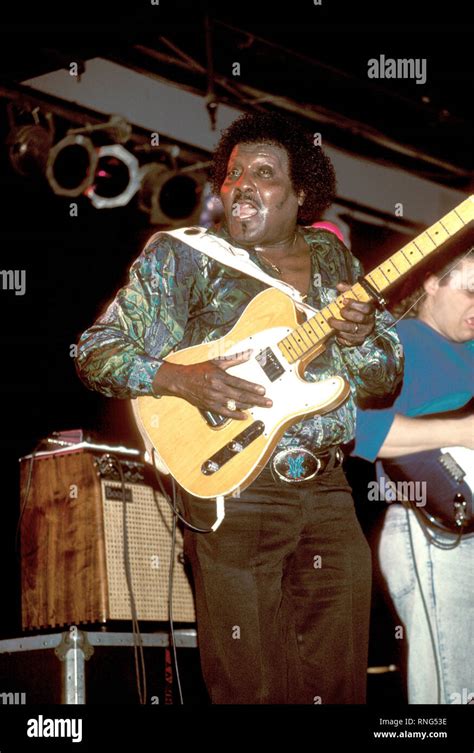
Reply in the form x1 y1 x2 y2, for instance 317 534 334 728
271 447 322 484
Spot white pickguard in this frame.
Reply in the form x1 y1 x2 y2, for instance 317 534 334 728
221 326 346 435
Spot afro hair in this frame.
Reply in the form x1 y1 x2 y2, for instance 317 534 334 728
209 112 337 225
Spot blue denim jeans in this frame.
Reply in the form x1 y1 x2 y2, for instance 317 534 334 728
378 504 474 704
181 464 371 704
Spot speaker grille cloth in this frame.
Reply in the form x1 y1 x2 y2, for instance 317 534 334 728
101 481 195 621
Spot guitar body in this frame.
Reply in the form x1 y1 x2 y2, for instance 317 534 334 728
384 445 474 534
132 288 350 499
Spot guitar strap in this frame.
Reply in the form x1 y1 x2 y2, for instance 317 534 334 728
163 226 320 320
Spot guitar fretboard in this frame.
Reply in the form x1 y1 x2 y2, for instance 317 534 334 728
278 195 474 364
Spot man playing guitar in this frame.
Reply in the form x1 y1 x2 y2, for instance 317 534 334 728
354 245 474 704
76 112 404 703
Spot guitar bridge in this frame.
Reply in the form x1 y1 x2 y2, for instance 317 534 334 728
438 451 466 483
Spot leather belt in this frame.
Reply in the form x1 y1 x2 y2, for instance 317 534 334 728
269 446 344 484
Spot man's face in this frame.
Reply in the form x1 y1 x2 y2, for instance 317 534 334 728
421 259 474 342
219 142 303 247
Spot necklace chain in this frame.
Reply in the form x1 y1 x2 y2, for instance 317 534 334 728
255 231 299 276
256 253 282 275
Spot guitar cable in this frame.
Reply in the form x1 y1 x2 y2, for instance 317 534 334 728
151 467 185 704
414 506 463 551
151 448 218 534
151 449 219 705
167 488 184 705
109 454 148 705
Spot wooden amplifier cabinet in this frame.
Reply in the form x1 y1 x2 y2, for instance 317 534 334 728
20 448 196 630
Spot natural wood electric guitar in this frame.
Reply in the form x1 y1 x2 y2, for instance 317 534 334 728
133 196 473 499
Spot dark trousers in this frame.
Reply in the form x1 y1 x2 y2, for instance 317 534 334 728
181 464 371 704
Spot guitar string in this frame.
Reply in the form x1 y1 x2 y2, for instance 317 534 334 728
354 246 474 351
275 236 473 364
282 245 473 375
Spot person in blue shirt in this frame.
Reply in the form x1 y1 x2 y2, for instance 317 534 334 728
354 244 474 704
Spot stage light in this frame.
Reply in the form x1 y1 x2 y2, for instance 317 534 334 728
46 134 98 197
138 164 206 226
85 145 141 209
6 104 207 221
67 114 132 144
7 124 54 177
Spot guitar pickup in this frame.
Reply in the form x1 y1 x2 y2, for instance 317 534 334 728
200 409 228 428
256 348 285 382
201 421 265 475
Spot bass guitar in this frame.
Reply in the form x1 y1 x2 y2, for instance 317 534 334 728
384 444 474 535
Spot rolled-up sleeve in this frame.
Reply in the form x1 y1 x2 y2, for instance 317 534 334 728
353 405 396 462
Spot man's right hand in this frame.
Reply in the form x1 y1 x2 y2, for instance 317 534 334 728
151 350 273 420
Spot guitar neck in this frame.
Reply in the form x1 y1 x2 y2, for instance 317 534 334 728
278 195 474 364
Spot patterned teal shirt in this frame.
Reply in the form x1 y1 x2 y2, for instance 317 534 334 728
75 225 403 452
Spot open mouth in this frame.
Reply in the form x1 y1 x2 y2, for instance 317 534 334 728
232 201 259 220
466 317 474 328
